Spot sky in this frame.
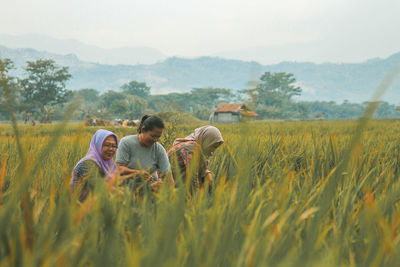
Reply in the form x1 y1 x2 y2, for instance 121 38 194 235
1 0 400 63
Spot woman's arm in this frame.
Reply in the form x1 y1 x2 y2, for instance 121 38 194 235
72 160 102 201
203 172 213 192
156 145 175 186
157 145 172 177
116 162 153 181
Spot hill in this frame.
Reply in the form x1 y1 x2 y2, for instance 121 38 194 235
1 45 400 103
0 34 166 65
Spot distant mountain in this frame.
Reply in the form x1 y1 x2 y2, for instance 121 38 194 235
0 34 167 65
213 43 330 64
212 42 393 65
1 45 400 103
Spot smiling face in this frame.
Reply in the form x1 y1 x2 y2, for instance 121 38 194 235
139 127 163 147
101 136 117 160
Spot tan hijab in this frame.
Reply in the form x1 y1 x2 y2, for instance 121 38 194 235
172 126 223 182
184 126 224 153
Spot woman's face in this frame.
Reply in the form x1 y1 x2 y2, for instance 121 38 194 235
204 142 222 156
140 127 163 147
101 136 117 160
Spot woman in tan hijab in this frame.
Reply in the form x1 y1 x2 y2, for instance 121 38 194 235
167 126 224 193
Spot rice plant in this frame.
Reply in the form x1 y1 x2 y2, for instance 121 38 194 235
0 119 400 266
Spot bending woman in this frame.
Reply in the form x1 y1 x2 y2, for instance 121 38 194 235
116 115 171 191
71 129 119 201
167 125 223 193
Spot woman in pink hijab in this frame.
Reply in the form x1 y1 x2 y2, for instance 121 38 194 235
71 129 119 201
167 125 224 193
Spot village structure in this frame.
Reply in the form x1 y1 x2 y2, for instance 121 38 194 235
210 103 258 123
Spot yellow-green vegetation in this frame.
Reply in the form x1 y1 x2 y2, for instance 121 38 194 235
1 120 400 266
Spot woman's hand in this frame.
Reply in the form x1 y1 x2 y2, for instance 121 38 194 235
150 179 163 191
135 170 153 181
118 172 136 185
118 165 135 175
204 172 213 191
117 165 153 182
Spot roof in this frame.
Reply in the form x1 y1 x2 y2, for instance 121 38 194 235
215 103 244 113
239 110 258 117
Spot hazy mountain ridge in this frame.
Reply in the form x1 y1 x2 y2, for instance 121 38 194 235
212 42 396 65
0 34 166 65
1 45 400 103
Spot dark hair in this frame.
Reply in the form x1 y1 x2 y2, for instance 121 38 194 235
138 115 165 133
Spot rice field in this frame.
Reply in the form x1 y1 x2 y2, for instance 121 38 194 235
0 119 400 266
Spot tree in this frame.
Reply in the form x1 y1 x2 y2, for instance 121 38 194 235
248 72 302 106
193 104 212 120
109 100 129 115
121 80 151 98
124 95 147 119
190 87 235 108
246 72 302 118
0 58 20 120
20 59 72 121
100 90 147 119
108 95 147 119
74 88 100 103
0 58 15 79
74 88 101 120
100 90 126 109
375 102 393 118
148 93 189 112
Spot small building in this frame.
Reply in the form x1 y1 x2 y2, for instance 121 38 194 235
210 103 258 123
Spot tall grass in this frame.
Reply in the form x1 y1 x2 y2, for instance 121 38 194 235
0 120 400 266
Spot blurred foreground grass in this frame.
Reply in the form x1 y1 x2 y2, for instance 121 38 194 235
1 120 400 266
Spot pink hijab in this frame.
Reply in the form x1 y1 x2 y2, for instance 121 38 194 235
73 129 119 180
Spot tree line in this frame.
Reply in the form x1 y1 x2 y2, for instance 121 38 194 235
1 58 399 122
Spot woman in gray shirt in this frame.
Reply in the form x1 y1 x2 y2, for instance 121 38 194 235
116 115 172 191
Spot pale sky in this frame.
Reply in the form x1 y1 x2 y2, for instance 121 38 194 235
1 0 400 62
